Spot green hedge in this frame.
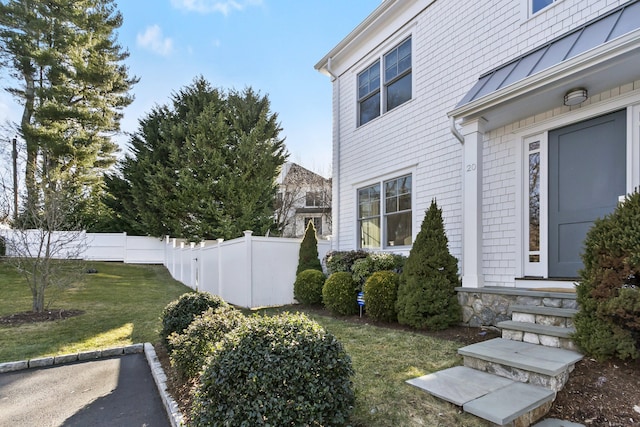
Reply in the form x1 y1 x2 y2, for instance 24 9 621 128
168 305 246 379
323 272 359 316
191 313 354 426
294 269 326 305
573 191 640 360
160 292 227 348
364 271 399 322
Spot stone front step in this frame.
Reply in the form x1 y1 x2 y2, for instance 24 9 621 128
458 338 583 392
510 304 577 326
498 320 577 351
408 366 556 426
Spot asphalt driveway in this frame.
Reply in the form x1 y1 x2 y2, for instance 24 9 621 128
0 353 170 427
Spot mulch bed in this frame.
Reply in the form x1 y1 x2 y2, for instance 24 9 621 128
0 309 84 326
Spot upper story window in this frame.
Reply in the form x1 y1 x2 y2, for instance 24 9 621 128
357 36 412 127
384 37 412 112
305 191 324 207
358 61 380 126
531 0 557 15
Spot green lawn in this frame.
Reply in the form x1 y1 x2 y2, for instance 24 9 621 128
0 260 190 362
0 260 488 426
254 307 491 426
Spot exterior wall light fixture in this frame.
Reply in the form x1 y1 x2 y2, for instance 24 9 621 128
563 88 588 106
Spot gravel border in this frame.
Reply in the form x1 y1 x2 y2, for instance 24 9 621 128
0 343 184 427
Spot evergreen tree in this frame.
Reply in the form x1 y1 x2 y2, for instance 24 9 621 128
396 199 461 330
108 77 287 240
0 0 137 223
296 220 323 275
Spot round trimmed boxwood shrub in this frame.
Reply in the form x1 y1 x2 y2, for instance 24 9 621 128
294 269 326 305
160 292 227 348
573 191 640 360
364 271 400 322
168 305 246 379
191 312 355 426
323 272 359 316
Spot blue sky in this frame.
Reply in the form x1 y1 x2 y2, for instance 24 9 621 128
116 0 381 176
0 0 381 177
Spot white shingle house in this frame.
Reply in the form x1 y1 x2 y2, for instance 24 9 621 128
275 162 332 239
315 0 640 290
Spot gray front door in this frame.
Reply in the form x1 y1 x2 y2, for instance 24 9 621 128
548 110 626 278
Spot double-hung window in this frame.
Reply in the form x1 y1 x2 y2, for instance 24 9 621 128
358 61 380 126
384 37 412 112
357 36 412 126
358 174 412 249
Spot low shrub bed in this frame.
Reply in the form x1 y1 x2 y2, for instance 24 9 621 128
191 312 355 426
160 291 227 349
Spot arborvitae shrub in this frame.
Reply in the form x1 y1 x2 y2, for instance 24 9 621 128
168 305 246 379
324 250 369 275
573 191 640 360
364 271 399 322
323 272 359 316
160 292 227 348
396 199 461 330
294 269 326 305
191 313 354 427
296 220 322 275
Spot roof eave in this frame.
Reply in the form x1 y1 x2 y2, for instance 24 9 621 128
448 29 640 122
314 0 405 75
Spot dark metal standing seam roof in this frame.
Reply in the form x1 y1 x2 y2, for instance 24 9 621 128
456 0 640 108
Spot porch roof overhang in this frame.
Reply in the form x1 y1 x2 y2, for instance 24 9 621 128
449 1 640 132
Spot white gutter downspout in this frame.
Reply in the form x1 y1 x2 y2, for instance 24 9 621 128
450 116 464 144
326 57 340 250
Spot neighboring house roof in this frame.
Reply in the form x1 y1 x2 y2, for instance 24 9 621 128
278 162 329 184
456 0 640 108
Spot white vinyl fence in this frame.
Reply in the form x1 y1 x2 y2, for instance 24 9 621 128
1 229 331 308
164 231 331 307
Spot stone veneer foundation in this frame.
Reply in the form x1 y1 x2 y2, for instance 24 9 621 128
455 287 578 327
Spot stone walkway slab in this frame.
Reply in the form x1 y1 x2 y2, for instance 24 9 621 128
463 382 556 425
406 366 513 406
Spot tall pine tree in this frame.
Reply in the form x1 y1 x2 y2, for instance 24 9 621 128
108 77 288 241
0 0 137 223
396 199 461 330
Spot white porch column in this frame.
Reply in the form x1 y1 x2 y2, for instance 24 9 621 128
461 118 486 288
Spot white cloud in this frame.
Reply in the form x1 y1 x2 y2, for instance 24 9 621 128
136 25 174 56
170 0 262 15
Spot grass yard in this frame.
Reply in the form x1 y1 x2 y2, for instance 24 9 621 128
244 307 491 427
1 260 489 426
0 260 190 362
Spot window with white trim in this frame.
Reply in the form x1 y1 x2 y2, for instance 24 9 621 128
358 174 412 249
358 61 380 126
357 36 412 127
384 37 412 112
